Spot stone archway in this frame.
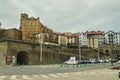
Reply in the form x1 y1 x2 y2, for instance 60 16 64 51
17 51 29 65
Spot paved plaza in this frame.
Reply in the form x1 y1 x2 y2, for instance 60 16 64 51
0 68 118 80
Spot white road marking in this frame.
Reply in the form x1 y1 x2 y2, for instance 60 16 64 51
63 73 69 75
22 75 33 80
56 73 67 77
41 74 49 78
71 72 82 75
49 74 59 77
0 70 116 80
0 75 6 80
81 71 89 75
10 75 17 79
32 75 38 77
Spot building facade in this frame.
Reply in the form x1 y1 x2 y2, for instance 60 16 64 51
20 13 53 41
104 30 120 45
0 28 22 40
86 31 104 49
79 32 88 47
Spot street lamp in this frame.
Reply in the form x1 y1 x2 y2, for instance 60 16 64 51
39 31 47 64
39 31 42 63
78 33 81 60
98 41 100 60
0 22 1 28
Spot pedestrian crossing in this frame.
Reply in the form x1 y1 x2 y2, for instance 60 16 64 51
0 69 117 80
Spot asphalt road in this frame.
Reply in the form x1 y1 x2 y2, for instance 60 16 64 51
0 63 116 75
0 68 118 80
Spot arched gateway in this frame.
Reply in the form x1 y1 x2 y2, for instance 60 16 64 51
17 51 29 65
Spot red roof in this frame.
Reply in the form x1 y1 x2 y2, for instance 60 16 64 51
86 31 104 35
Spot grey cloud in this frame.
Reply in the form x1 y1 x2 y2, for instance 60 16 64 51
0 0 120 32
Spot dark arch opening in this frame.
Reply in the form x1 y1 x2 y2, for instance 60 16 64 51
106 50 109 54
17 51 28 65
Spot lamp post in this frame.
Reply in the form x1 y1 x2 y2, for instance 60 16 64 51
98 41 100 60
0 22 1 28
39 31 42 63
39 31 47 64
78 33 81 60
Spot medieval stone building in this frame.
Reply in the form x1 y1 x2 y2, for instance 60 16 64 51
0 28 22 40
20 13 53 41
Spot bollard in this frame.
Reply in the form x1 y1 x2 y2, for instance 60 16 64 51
85 64 87 68
79 64 81 68
66 64 69 68
60 63 63 67
81 64 83 68
76 64 78 68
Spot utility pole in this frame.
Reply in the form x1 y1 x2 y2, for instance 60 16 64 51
78 33 81 60
40 30 42 63
98 41 100 60
0 22 1 28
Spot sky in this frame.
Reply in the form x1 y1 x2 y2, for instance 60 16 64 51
0 0 120 33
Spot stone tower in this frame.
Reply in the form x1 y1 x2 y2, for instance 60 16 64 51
20 13 53 41
20 13 41 41
20 13 28 30
21 13 28 21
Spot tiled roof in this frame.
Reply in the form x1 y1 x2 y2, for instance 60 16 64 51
86 31 104 35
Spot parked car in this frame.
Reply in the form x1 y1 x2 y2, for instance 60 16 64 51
98 60 104 63
78 60 90 64
104 59 110 63
117 60 120 64
64 60 79 65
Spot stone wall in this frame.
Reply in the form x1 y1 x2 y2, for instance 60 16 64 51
0 39 73 65
0 39 104 66
102 45 120 59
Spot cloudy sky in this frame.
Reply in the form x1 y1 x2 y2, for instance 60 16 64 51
0 0 120 33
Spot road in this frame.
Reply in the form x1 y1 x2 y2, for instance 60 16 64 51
0 63 113 75
0 63 119 80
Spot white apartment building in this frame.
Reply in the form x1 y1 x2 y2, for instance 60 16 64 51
104 31 120 45
79 32 88 47
114 32 120 45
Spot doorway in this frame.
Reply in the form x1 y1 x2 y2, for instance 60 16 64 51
17 51 28 65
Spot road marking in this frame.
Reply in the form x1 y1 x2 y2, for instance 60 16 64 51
56 73 67 77
22 75 33 80
63 73 69 75
41 74 49 78
0 69 116 80
81 71 89 75
71 72 81 75
10 75 17 80
76 72 83 76
49 74 59 77
32 75 38 77
77 72 82 74
0 75 6 80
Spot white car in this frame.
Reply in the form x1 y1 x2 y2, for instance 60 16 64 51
64 60 78 65
117 60 120 64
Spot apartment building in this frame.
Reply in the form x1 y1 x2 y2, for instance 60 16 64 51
115 32 120 45
35 32 80 47
86 31 104 49
104 30 120 45
79 32 88 47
